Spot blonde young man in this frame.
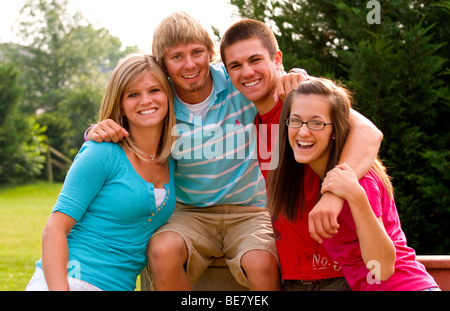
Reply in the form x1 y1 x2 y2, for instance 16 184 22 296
88 12 284 290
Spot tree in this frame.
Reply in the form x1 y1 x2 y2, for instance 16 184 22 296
0 64 46 184
231 0 450 254
2 0 138 181
336 4 450 254
11 0 129 114
0 64 21 126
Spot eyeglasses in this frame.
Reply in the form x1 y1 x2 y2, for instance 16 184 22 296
285 118 333 131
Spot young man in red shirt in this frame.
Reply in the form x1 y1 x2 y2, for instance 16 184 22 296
220 19 383 290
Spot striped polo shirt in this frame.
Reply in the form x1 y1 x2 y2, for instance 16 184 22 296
171 64 267 207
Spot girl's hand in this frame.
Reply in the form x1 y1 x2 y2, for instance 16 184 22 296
321 163 361 201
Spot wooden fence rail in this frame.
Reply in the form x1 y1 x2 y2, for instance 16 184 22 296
46 145 72 182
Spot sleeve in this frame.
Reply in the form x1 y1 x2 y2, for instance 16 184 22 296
52 142 115 222
358 172 383 218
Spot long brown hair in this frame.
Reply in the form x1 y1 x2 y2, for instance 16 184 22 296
267 78 393 221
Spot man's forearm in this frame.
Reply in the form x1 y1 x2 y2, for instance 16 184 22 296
340 109 383 179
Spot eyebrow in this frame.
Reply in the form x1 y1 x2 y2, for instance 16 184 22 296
167 45 207 56
124 84 162 94
226 53 264 68
290 113 325 119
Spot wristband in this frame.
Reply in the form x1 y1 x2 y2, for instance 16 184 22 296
84 125 96 142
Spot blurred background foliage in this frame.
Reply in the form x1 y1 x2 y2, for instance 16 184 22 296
0 0 449 254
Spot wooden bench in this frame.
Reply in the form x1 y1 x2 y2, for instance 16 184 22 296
416 255 450 291
141 255 450 291
140 257 247 291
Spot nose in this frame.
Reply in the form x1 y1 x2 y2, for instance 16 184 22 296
140 93 152 105
297 123 310 136
184 55 195 70
242 63 255 78
289 123 310 140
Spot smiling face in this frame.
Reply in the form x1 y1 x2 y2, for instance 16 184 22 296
163 43 213 104
288 94 334 178
121 71 168 134
224 38 283 111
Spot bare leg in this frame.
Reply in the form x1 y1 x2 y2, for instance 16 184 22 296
148 231 191 290
241 250 281 291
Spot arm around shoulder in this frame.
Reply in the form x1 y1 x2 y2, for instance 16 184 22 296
85 119 129 143
340 109 383 179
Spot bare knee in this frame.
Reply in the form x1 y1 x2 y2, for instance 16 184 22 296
148 232 188 266
241 250 281 290
241 250 278 275
147 231 191 290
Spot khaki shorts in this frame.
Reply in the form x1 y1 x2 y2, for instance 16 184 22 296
149 203 278 288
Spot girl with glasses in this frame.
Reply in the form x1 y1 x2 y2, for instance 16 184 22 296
267 78 439 290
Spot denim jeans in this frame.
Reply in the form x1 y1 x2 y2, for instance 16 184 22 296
283 277 351 291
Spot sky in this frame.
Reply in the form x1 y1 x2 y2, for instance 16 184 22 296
0 0 240 52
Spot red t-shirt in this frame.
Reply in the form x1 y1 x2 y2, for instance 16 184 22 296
255 101 344 280
272 165 344 280
254 100 283 180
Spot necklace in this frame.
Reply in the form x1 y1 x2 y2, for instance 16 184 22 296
148 154 156 161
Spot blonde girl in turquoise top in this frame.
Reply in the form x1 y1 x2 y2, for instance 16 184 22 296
26 53 177 291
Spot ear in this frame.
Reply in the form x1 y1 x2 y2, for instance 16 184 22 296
274 50 283 71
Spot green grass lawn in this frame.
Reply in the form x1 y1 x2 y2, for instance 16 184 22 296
0 181 62 291
0 181 141 291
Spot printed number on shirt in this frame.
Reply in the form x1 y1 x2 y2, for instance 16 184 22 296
312 254 341 272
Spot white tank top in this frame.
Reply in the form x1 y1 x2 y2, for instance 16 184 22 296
154 188 166 207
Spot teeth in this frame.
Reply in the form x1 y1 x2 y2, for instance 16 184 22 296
183 73 199 79
244 79 261 87
139 108 157 115
297 141 314 147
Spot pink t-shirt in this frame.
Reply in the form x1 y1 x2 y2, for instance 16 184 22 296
323 170 438 291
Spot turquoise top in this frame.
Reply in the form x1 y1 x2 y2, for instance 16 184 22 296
37 141 176 291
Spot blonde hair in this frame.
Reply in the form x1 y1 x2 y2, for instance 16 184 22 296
152 11 217 69
98 53 176 164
